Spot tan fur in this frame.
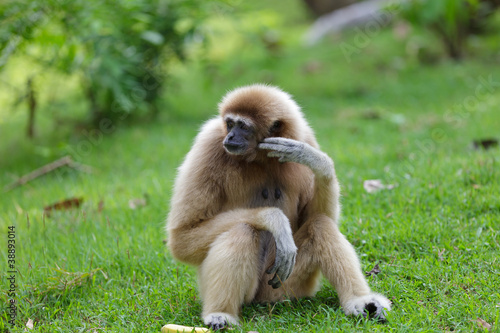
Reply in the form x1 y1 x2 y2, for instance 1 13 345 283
166 84 391 327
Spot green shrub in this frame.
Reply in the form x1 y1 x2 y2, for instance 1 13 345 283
0 0 212 125
398 0 499 60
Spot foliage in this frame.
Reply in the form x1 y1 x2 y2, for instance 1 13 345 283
397 0 499 60
1 20 500 331
0 0 211 125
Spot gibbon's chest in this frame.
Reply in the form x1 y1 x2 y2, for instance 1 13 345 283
223 161 313 225
249 183 288 210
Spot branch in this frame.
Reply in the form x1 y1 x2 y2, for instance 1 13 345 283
4 155 93 192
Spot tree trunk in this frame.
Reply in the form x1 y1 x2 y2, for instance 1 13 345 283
26 78 36 139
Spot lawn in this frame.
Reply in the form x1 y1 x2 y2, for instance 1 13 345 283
1 3 500 332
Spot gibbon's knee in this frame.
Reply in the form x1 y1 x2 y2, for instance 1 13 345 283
202 223 260 270
295 215 339 263
199 223 262 308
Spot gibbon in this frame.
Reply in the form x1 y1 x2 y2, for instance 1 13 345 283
166 84 391 330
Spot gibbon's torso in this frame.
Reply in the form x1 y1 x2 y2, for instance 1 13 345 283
220 154 315 233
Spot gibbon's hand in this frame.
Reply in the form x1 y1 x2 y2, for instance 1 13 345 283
266 232 297 289
259 137 334 179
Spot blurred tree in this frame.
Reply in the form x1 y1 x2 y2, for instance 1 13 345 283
399 0 500 60
0 0 213 128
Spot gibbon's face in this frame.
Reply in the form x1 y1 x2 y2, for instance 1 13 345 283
223 115 254 155
223 114 284 156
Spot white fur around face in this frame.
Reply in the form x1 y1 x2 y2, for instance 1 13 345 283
342 293 392 316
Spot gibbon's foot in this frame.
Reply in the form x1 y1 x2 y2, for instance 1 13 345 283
362 300 388 322
203 313 238 331
342 294 391 323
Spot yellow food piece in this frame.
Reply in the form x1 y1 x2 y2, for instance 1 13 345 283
161 324 209 333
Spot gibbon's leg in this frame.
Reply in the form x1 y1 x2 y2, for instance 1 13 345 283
294 214 391 321
199 223 263 330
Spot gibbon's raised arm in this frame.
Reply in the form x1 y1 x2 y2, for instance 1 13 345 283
259 137 341 222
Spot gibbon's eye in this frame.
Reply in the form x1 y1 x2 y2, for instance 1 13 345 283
270 120 283 134
226 120 235 131
240 122 249 131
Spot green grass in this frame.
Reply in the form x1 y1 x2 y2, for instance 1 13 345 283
1 3 500 332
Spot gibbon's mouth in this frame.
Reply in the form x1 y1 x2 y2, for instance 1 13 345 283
224 143 247 155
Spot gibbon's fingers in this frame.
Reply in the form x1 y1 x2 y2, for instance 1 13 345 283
266 244 296 289
267 253 296 289
259 139 305 164
261 137 298 146
266 150 291 163
260 137 334 179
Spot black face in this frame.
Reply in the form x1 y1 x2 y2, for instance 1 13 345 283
223 117 253 155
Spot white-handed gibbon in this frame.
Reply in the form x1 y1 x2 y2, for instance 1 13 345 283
166 84 391 330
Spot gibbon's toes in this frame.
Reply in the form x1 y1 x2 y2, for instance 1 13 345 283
209 321 226 331
203 313 238 331
207 316 227 331
343 294 391 322
363 301 387 323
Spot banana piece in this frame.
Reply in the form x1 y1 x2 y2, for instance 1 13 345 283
161 324 209 333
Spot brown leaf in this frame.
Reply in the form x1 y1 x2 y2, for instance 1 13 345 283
362 110 381 120
365 263 381 277
393 21 411 40
476 318 492 331
363 180 395 193
473 138 498 150
44 197 83 216
97 200 104 212
302 60 322 74
438 248 445 261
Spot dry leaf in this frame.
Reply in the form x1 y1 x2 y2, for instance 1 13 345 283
393 21 411 40
365 263 381 277
473 138 498 150
362 110 381 120
26 318 34 330
476 318 492 331
44 197 83 216
98 200 104 212
129 198 147 209
437 248 445 261
302 60 322 74
363 180 395 193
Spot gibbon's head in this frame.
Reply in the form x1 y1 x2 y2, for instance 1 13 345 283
218 84 309 157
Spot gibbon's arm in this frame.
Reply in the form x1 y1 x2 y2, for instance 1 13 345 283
259 137 340 220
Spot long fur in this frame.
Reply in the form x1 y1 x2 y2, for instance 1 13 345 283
166 84 391 328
